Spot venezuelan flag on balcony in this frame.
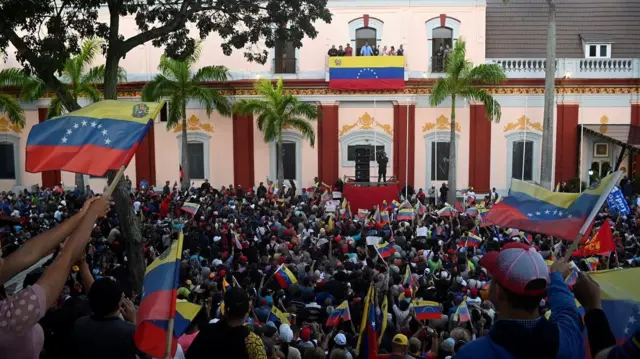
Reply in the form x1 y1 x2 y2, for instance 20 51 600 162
329 56 405 90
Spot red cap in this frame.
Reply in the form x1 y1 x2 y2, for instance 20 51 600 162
218 269 227 278
300 327 311 341
479 242 549 296
469 288 479 297
404 288 412 297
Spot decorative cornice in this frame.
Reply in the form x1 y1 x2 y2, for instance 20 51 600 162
339 112 393 137
422 114 461 132
503 115 543 132
173 115 214 133
0 117 23 134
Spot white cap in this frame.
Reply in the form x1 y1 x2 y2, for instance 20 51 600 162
334 333 347 345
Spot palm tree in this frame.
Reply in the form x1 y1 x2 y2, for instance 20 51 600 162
0 39 126 189
0 69 27 128
141 42 232 190
430 38 506 204
234 78 319 190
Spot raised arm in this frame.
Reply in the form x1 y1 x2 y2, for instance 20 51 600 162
0 197 99 285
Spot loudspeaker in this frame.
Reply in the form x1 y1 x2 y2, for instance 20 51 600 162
354 146 370 182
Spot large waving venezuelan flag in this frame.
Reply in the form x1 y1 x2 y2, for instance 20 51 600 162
589 268 640 342
329 56 405 90
26 100 164 177
486 172 620 240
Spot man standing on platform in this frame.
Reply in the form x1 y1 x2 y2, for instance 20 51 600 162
377 150 388 183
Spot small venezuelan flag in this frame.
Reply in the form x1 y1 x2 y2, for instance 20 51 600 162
268 307 290 325
397 208 415 221
26 100 163 177
376 242 396 258
454 300 471 322
326 301 351 327
391 200 402 210
413 300 442 320
356 284 378 358
181 202 200 215
274 264 298 288
135 233 191 358
329 56 405 90
403 265 412 287
464 233 483 248
437 206 457 217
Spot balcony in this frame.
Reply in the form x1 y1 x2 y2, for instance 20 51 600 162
486 58 640 79
324 55 409 82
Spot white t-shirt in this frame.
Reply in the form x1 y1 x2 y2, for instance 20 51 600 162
133 201 141 213
54 210 63 222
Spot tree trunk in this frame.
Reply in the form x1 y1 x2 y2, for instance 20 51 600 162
108 170 145 296
277 133 285 192
447 95 457 205
181 114 190 190
74 173 85 192
540 0 556 190
102 35 145 294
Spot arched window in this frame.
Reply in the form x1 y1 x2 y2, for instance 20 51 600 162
506 131 542 186
269 132 303 186
356 27 377 56
177 132 211 180
425 131 459 189
431 27 453 72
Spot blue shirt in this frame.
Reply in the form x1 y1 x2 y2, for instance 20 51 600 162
455 272 584 359
360 45 373 56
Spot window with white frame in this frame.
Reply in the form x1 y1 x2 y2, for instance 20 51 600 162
424 132 459 189
590 142 611 179
584 44 611 59
506 131 541 185
177 132 211 181
0 142 16 179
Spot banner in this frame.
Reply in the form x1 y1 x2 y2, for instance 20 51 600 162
606 186 630 216
343 184 399 215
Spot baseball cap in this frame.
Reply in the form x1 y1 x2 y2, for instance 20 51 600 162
479 242 549 296
334 333 347 345
224 287 250 316
392 333 408 346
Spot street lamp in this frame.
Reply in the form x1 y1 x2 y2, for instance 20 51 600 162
588 169 594 176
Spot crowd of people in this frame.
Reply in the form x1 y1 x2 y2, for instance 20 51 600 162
0 176 639 359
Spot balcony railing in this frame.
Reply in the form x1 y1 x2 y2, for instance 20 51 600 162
273 58 297 74
487 58 640 79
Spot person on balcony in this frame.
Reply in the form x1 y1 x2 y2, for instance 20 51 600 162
344 43 353 56
381 45 389 56
360 42 373 56
372 44 379 56
337 45 345 56
389 46 396 56
397 44 405 56
327 45 338 57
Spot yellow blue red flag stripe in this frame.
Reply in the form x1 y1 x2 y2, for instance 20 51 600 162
486 172 619 240
413 300 442 320
26 100 164 177
134 232 184 358
326 301 351 327
589 268 640 340
328 56 405 90
275 264 298 288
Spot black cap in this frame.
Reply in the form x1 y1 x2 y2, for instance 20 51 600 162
224 287 249 317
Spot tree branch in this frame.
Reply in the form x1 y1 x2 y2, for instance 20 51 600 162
0 21 80 111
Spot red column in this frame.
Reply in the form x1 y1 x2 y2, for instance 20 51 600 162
554 103 580 185
37 108 61 188
392 102 416 187
135 123 156 186
232 113 255 188
631 102 640 176
468 104 492 193
318 104 339 184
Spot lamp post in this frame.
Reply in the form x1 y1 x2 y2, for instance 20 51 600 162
588 169 594 187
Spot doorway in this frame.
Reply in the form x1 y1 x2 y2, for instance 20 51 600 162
276 142 297 180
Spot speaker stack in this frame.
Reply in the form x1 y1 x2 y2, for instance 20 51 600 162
354 145 370 182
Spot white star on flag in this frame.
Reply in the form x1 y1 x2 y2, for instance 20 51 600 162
105 138 111 145
527 213 533 217
535 211 541 216
61 137 68 143
91 122 97 127
545 210 550 214
101 129 108 136
558 211 563 216
81 120 87 126
73 123 79 129
66 129 72 135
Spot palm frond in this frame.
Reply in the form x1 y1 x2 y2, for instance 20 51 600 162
20 77 46 102
76 83 102 103
234 99 272 117
189 86 232 117
0 94 25 127
429 78 451 107
158 56 187 83
461 87 502 122
186 41 204 66
192 66 229 83
76 38 104 68
116 67 128 83
81 65 106 84
166 97 186 130
467 64 507 85
288 99 320 121
47 97 64 119
0 68 29 87
142 74 179 101
286 118 316 147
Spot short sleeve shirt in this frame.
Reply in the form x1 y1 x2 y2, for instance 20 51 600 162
0 284 47 359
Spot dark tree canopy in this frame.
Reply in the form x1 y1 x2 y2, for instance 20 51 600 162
0 0 332 75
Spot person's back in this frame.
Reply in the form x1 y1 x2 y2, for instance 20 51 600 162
455 244 584 359
73 315 137 359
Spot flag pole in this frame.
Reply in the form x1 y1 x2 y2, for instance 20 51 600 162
164 318 175 359
564 170 623 259
105 165 127 197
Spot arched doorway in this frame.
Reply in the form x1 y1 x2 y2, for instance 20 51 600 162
431 27 453 72
356 27 377 56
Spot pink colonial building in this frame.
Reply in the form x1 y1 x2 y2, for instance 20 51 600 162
0 0 639 195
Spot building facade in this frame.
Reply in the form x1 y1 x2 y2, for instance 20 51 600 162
0 0 639 195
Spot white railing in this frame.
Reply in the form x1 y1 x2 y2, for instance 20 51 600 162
487 58 640 79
